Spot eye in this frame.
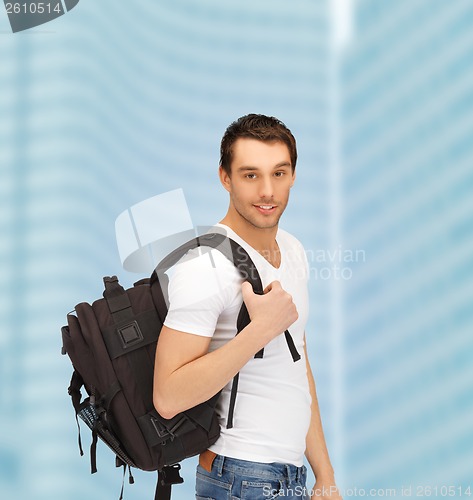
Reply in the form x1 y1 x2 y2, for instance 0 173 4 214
245 173 257 179
274 171 285 177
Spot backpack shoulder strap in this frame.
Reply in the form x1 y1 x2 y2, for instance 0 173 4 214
151 232 263 294
151 232 300 429
151 232 263 344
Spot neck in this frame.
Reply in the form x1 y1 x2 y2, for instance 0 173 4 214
220 210 280 266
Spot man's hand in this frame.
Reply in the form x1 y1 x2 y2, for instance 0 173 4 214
241 280 298 345
310 481 343 499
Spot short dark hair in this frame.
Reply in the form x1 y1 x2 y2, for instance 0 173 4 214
220 114 297 175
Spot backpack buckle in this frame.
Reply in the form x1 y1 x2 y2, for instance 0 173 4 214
167 415 187 437
151 414 187 442
151 417 172 440
117 321 144 349
159 464 183 486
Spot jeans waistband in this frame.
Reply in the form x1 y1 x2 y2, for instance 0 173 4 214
213 454 306 483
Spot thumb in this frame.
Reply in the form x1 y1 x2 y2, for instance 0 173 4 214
241 281 254 303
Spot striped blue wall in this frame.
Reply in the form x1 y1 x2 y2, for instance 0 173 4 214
341 0 473 496
0 2 331 498
3 1 471 499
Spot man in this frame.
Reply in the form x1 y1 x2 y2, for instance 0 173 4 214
153 114 341 499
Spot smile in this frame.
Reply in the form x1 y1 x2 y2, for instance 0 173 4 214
254 204 277 214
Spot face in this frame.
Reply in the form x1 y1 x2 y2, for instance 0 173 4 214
219 138 295 230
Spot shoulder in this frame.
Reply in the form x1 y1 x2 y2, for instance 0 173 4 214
175 245 236 271
277 228 306 255
168 245 240 286
164 244 243 336
166 245 241 307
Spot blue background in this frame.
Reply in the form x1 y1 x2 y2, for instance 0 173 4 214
1 1 472 498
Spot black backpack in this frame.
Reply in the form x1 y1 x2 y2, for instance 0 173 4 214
62 234 249 499
61 232 300 499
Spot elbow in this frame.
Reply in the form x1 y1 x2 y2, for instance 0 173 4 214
153 391 179 420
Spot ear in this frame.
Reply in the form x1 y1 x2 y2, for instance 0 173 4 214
219 166 231 193
290 169 296 187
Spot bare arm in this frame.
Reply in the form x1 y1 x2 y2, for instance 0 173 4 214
304 340 342 499
153 281 298 419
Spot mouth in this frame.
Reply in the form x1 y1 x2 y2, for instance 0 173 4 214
254 204 277 215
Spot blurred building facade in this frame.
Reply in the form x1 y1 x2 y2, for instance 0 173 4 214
340 0 473 493
0 2 333 499
2 1 473 498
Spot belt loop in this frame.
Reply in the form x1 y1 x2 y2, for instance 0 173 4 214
285 464 291 483
298 464 306 482
216 454 224 477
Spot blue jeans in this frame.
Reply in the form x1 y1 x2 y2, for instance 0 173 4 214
195 454 310 499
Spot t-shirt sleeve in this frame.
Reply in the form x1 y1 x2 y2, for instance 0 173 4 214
163 247 240 337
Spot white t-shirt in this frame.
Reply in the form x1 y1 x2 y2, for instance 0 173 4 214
164 224 311 466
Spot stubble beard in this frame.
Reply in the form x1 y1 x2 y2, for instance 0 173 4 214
232 196 286 230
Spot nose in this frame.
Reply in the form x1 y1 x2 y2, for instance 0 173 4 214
258 176 274 200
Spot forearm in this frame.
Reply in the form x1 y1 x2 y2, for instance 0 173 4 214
154 321 268 418
305 383 335 482
155 280 298 419
305 346 335 482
